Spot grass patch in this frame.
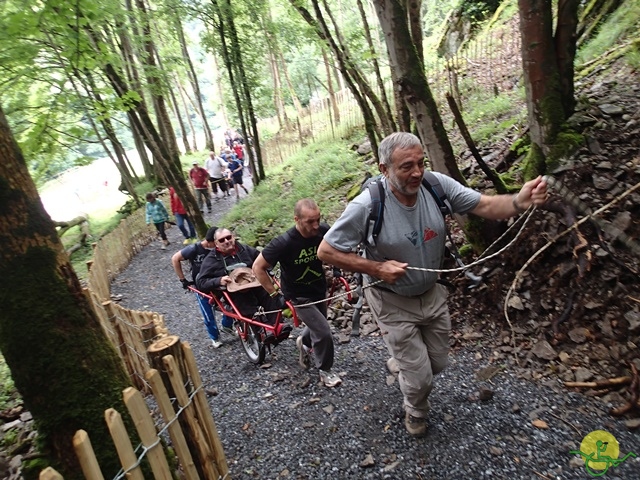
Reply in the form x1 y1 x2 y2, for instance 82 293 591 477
0 356 19 412
461 86 527 144
577 2 640 65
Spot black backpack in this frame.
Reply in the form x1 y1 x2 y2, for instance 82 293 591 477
363 171 452 246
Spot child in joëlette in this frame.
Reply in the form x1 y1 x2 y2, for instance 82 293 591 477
145 192 171 249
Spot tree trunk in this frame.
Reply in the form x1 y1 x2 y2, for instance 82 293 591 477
209 51 230 131
0 107 133 478
555 0 580 117
79 71 140 199
373 0 465 184
177 80 199 151
135 0 181 167
268 50 287 129
175 15 215 150
318 0 394 136
445 93 507 193
291 1 381 159
98 54 208 236
277 50 305 119
321 48 341 126
518 0 567 177
407 0 424 66
129 115 154 181
356 0 395 132
157 57 192 154
220 0 265 181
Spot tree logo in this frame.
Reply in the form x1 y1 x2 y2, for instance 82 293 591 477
570 430 637 477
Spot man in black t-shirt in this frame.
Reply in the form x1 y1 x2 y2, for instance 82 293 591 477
254 199 342 387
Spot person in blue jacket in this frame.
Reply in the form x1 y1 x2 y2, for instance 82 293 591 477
145 192 170 249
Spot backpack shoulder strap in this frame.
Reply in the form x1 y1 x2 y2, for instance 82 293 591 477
364 180 385 246
422 171 452 218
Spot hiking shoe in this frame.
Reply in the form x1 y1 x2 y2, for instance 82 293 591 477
296 336 311 370
276 324 293 342
405 412 427 437
386 357 400 375
211 339 223 348
319 370 342 388
183 238 192 245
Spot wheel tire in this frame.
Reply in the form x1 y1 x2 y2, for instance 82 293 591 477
240 324 266 364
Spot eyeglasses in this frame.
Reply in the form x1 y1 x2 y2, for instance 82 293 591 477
217 235 233 243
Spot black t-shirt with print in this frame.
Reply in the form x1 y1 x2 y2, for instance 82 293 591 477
261 224 329 301
180 242 210 279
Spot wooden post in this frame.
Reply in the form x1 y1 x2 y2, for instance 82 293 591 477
164 355 220 480
104 409 144 480
102 301 135 380
123 387 173 480
140 321 157 351
39 467 64 480
182 342 230 477
148 335 186 397
73 430 105 480
146 369 200 480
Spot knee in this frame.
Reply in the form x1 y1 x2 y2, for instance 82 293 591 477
430 353 449 376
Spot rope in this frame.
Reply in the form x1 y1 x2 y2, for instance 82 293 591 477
543 174 640 256
256 207 537 315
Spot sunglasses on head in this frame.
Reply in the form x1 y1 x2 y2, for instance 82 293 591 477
217 235 233 243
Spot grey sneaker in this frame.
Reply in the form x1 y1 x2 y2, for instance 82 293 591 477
296 336 311 370
211 339 223 349
319 370 342 388
405 412 427 437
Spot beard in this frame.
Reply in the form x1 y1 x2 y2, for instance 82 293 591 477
387 169 421 196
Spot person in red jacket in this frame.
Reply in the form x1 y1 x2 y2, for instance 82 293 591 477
169 187 196 245
232 141 244 161
189 161 212 213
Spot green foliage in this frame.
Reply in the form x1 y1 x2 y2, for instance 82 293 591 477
510 135 531 157
1 428 18 447
0 355 18 411
61 213 125 281
547 130 584 171
626 43 640 69
577 1 640 65
222 138 364 246
462 87 527 144
22 457 51 480
460 0 502 24
523 143 546 179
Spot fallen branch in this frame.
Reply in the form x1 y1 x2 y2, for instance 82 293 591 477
564 376 631 389
54 215 88 237
610 363 640 416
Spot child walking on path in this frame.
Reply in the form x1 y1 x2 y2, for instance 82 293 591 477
145 192 171 249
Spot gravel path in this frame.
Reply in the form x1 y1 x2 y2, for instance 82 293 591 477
111 185 639 480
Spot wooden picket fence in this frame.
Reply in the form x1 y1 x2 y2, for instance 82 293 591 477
85 208 170 393
39 339 229 480
61 204 232 479
260 17 522 169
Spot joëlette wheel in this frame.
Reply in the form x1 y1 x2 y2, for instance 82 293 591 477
240 323 266 364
